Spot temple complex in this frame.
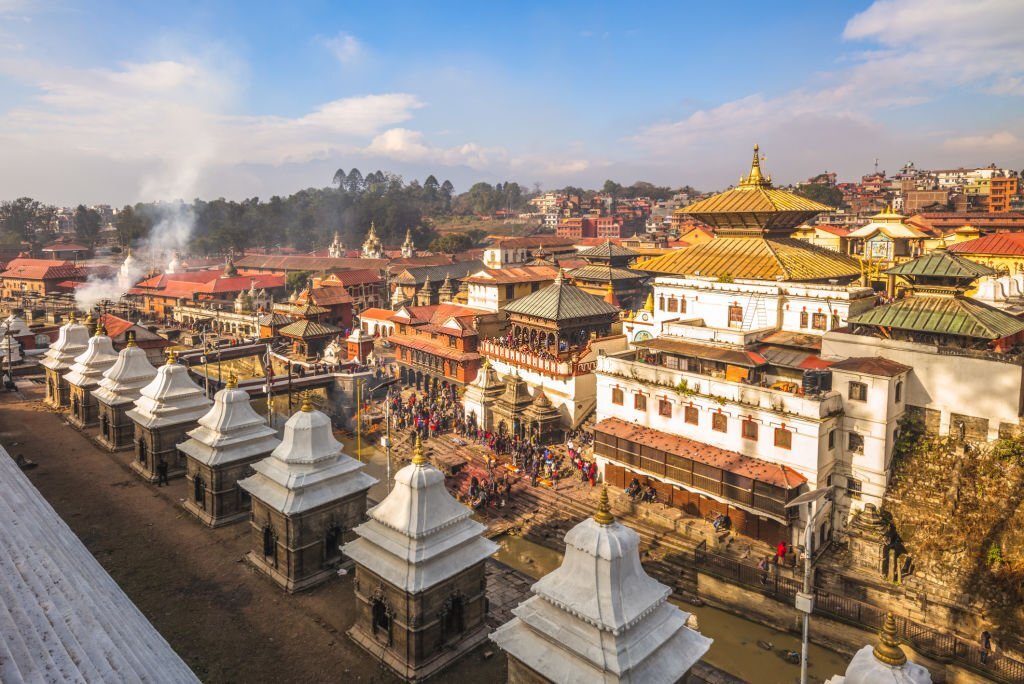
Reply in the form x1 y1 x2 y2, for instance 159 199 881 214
343 437 498 681
126 351 213 483
93 331 158 451
178 374 281 527
567 240 648 310
825 613 931 683
490 487 712 683
63 319 119 429
238 398 376 592
40 311 89 409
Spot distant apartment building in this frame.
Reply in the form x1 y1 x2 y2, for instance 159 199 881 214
556 216 633 239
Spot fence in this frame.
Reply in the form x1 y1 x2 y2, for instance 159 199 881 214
693 542 1024 683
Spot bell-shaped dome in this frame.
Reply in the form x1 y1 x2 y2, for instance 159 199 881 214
40 313 90 372
126 353 212 428
179 376 280 467
64 326 118 388
93 336 158 406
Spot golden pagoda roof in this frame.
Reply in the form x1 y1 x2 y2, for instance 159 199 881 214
682 145 833 235
635 236 862 282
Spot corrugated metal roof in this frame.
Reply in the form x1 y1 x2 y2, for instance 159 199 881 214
886 250 995 280
567 264 646 282
278 319 342 338
635 337 767 367
635 237 862 281
948 232 1024 257
848 295 1024 339
576 241 640 260
393 260 484 285
503 274 620 321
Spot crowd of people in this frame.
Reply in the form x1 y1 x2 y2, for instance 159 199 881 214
384 384 467 442
485 330 566 361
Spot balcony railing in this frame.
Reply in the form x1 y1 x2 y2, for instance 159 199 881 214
480 340 575 377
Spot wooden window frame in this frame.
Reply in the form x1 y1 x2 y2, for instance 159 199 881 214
774 427 792 449
611 387 623 405
711 412 727 433
684 405 699 425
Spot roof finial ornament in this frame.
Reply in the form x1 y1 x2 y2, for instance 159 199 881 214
126 330 137 347
94 316 106 337
594 484 614 525
225 373 238 390
300 392 314 412
165 348 178 365
742 143 767 187
872 612 907 666
68 309 77 324
644 291 655 313
411 433 427 466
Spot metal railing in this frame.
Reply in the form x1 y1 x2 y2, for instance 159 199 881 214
692 547 1024 683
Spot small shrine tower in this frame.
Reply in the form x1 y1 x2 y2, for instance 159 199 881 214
362 222 384 259
126 350 213 483
344 436 498 681
40 310 89 409
401 228 417 258
329 231 346 258
238 397 377 592
64 318 119 429
178 374 280 527
490 487 712 683
93 331 158 451
346 327 374 364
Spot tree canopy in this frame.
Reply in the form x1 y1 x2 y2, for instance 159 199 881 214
0 197 55 246
796 183 844 208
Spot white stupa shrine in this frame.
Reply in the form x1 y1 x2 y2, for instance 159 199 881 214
3 314 31 337
178 374 281 527
40 311 90 408
826 613 932 684
93 331 158 451
167 252 182 274
238 397 376 592
0 323 24 365
126 350 212 483
490 487 712 684
64 319 119 429
343 436 498 681
118 248 138 290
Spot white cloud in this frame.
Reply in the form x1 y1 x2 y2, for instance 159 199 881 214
322 32 364 66
943 131 1022 151
365 128 505 169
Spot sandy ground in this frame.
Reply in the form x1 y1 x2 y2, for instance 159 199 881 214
0 383 506 684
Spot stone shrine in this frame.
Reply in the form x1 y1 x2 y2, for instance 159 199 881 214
178 374 280 527
93 331 158 451
461 358 504 432
40 311 89 408
238 398 376 592
126 350 212 483
63 319 119 429
490 487 712 683
343 436 498 682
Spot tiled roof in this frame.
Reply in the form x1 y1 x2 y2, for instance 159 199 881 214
235 255 388 272
814 225 852 237
387 334 481 362
42 242 89 251
461 265 558 285
490 236 577 248
595 418 807 490
391 303 490 326
0 258 80 281
393 260 484 285
576 241 639 259
503 273 620 321
682 186 832 232
949 233 1024 257
846 222 927 240
567 264 646 282
277 319 342 338
321 268 382 286
357 307 397 322
635 337 767 367
258 313 293 326
635 237 861 282
829 357 912 377
886 250 994 280
849 295 1024 339
305 288 353 307
131 270 285 297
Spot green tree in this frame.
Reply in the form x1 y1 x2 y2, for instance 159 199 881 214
114 205 148 246
429 232 474 254
602 179 623 198
796 183 843 208
73 204 102 247
332 168 347 189
286 270 313 293
0 197 56 246
346 168 363 193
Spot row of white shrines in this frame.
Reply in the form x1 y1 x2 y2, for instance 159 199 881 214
33 312 927 683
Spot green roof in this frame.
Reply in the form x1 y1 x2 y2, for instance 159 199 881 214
568 264 646 282
848 295 1024 340
886 250 994 280
278 319 342 338
503 273 620 321
576 241 639 260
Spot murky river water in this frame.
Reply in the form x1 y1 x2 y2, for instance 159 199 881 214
493 533 848 684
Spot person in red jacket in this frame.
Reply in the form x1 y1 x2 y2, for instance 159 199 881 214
776 540 788 566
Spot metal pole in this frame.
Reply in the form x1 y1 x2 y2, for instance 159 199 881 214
385 397 392 493
356 379 363 463
800 499 816 684
265 342 273 428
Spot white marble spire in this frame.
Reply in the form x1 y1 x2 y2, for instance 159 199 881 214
343 436 497 593
93 336 158 407
490 487 712 684
179 376 280 468
64 323 119 389
0 325 23 364
239 398 376 515
3 315 31 337
40 312 89 372
126 351 212 429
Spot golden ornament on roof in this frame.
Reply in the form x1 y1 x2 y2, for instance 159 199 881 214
594 484 615 526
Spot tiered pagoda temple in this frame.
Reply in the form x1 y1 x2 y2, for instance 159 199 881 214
178 374 281 527
568 240 647 310
126 351 213 483
41 311 89 409
344 436 498 681
93 331 158 451
238 397 376 592
64 319 119 429
490 487 711 683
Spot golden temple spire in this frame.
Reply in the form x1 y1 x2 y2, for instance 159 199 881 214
225 373 238 390
872 612 907 666
94 316 106 337
68 309 77 324
644 291 655 313
126 330 137 347
740 144 769 187
594 484 614 525
300 393 314 412
411 433 427 465
165 348 177 365
84 311 94 328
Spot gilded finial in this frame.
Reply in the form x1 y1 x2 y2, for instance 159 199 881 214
594 484 614 525
411 433 427 465
300 393 314 412
644 291 655 313
741 143 768 187
126 330 137 347
225 373 238 389
68 309 77 324
94 316 106 337
84 311 94 328
165 348 177 365
872 612 907 666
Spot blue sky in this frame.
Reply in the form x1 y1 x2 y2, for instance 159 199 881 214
1 0 1022 205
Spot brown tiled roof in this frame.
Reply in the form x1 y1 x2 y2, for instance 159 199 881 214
321 268 382 286
235 255 388 272
388 334 481 362
461 265 558 285
949 233 1024 257
635 337 768 367
595 418 807 489
0 258 81 281
829 357 912 377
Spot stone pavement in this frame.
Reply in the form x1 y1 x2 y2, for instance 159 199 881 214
484 563 534 628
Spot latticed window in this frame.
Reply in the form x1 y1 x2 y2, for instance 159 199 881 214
849 381 868 401
812 312 827 330
728 305 743 326
799 310 808 328
667 298 678 313
712 412 727 432
611 387 623 405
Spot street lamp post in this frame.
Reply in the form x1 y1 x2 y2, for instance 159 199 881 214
382 397 392 493
785 486 834 684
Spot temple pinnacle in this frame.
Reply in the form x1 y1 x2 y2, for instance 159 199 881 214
872 612 907 666
411 433 427 466
300 393 314 412
594 484 614 525
126 330 137 347
226 373 238 390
